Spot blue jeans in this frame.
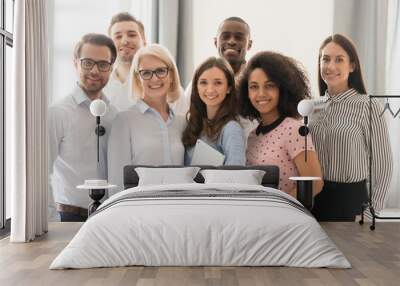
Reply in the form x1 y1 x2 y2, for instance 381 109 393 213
59 212 87 222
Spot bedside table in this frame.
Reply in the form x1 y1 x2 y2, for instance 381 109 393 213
289 176 321 211
77 180 116 216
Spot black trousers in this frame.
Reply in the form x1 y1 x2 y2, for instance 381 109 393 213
311 180 368 222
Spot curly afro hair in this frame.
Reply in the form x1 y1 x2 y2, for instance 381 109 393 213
238 51 311 121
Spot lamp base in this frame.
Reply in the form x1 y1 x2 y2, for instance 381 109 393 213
88 189 105 216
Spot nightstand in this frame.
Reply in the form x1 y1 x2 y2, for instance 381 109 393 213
77 180 116 216
289 176 321 211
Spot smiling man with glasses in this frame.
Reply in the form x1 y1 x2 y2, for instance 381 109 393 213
79 58 113 73
48 33 118 222
73 35 116 100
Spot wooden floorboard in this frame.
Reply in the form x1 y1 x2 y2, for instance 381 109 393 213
0 222 399 286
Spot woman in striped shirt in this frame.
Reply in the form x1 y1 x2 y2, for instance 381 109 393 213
309 34 393 221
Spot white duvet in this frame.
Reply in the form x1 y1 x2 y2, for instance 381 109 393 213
50 183 351 269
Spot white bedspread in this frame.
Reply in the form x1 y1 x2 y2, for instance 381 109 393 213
50 183 351 269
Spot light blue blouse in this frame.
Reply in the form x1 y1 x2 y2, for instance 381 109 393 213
185 120 246 166
107 100 186 193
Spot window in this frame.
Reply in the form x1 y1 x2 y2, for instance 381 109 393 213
0 0 14 231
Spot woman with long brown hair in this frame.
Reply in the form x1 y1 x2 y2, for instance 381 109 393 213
310 34 392 221
182 57 246 165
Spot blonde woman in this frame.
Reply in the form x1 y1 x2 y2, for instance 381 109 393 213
108 44 185 192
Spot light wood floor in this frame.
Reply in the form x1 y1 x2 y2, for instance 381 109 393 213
1 222 399 286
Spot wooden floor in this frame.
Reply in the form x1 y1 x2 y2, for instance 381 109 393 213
1 222 400 286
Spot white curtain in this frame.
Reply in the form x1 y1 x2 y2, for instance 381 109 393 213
9 0 49 242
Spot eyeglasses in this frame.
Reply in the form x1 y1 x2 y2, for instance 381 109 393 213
138 67 169 80
80 58 112 72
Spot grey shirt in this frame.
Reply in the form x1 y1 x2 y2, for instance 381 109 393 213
185 120 246 166
107 100 186 193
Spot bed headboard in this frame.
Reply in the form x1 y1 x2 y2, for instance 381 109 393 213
123 165 280 189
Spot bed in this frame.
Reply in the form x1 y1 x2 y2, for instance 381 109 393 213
50 165 350 269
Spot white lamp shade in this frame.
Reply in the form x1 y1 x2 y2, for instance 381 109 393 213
297 99 314 117
90 99 107 117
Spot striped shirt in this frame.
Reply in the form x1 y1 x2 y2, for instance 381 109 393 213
309 88 393 213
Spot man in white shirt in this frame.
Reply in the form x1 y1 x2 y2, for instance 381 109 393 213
49 33 118 221
103 12 146 111
178 17 257 138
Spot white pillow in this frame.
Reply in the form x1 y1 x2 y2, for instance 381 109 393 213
200 169 266 185
135 167 200 186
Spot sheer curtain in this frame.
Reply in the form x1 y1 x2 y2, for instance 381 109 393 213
9 0 49 242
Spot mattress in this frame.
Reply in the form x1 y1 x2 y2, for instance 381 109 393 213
50 183 351 269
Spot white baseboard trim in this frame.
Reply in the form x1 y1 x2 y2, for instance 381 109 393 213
376 208 400 222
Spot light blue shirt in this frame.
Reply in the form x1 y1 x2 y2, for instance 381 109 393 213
185 120 246 166
48 85 118 208
108 100 186 192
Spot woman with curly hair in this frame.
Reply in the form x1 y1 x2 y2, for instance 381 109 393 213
182 57 246 165
238 51 323 197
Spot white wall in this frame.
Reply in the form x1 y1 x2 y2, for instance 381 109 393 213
193 0 334 97
49 0 149 104
50 0 334 104
50 0 333 103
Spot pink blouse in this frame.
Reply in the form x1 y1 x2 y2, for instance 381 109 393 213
246 117 315 193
